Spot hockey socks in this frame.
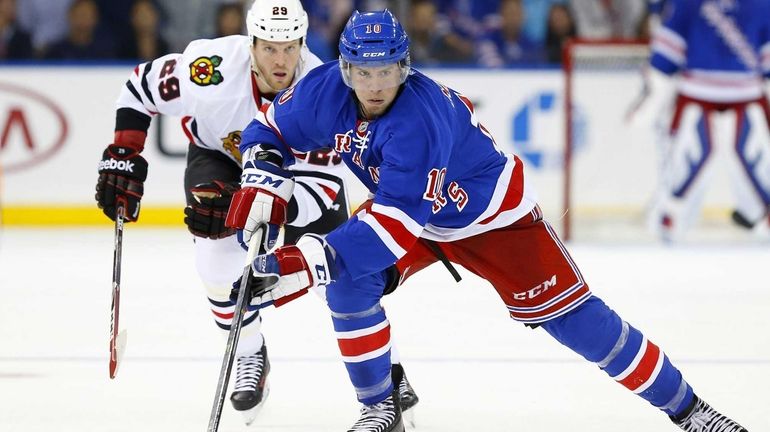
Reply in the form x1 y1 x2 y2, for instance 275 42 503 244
332 302 393 405
540 296 694 416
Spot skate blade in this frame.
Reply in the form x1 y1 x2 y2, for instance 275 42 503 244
402 407 415 429
240 381 270 426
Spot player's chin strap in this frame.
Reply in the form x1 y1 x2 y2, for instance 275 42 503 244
424 239 462 283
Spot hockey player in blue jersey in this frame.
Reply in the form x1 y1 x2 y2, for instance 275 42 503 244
633 0 770 240
225 9 749 432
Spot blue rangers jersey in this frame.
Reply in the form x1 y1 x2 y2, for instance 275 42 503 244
650 0 770 102
240 62 537 279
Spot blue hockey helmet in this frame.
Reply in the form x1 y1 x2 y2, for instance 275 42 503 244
338 10 411 90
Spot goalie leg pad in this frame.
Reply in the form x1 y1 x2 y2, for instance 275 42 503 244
541 296 694 416
729 103 770 222
650 102 716 239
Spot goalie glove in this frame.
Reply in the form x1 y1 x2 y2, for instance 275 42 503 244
225 145 294 251
231 234 336 309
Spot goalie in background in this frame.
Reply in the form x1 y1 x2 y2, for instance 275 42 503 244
628 0 770 241
93 0 419 426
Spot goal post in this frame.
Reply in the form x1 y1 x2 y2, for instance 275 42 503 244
561 39 653 242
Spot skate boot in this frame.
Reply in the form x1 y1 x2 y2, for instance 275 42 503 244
671 395 748 432
230 342 270 425
393 364 419 428
347 390 404 432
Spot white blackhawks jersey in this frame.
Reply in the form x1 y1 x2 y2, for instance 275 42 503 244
115 35 349 225
115 34 345 176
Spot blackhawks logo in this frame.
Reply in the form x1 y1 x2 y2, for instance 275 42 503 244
222 131 243 162
189 55 224 86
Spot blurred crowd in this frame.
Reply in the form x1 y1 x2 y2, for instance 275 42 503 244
0 0 652 66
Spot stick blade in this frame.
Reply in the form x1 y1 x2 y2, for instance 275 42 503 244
109 330 128 379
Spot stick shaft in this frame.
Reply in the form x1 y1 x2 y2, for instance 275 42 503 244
207 227 263 431
109 206 125 379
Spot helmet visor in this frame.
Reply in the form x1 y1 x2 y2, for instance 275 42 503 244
340 59 410 91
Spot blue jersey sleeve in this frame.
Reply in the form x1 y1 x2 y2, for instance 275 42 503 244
326 111 451 279
239 84 327 165
650 0 691 75
762 12 770 78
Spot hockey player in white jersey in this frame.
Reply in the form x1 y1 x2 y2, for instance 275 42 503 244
94 0 418 425
632 0 770 241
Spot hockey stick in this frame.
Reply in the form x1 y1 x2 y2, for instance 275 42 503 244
207 226 265 432
109 205 128 379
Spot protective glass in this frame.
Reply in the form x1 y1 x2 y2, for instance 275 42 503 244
340 60 410 91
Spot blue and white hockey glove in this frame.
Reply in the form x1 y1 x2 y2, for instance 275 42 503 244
225 145 294 251
231 234 336 309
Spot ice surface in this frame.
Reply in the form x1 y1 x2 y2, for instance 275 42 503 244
0 228 767 431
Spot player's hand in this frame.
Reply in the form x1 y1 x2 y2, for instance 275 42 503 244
184 180 239 239
231 234 335 309
225 147 294 251
95 144 148 222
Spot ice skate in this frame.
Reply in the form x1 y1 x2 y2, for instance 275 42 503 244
394 364 419 428
672 396 748 432
347 391 404 432
230 342 270 425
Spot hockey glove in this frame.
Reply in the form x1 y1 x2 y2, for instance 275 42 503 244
226 146 294 251
231 234 335 309
184 180 239 239
95 144 148 222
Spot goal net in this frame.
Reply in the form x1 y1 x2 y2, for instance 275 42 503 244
562 40 654 242
562 39 747 243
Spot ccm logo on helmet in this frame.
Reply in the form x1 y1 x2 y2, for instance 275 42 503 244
98 159 136 173
362 52 386 58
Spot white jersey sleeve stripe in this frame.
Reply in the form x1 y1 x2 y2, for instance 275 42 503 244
651 27 687 66
255 103 291 148
116 83 154 116
370 203 422 237
359 212 408 259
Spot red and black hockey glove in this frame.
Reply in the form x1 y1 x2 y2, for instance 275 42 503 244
184 180 240 239
95 144 148 222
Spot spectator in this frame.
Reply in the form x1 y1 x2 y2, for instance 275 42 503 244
521 0 565 43
435 0 499 39
303 0 352 60
117 0 169 61
0 0 34 59
214 2 244 37
15 0 73 54
544 3 575 63
477 0 543 67
407 0 474 65
568 0 646 39
44 0 115 60
156 0 217 52
95 0 134 47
